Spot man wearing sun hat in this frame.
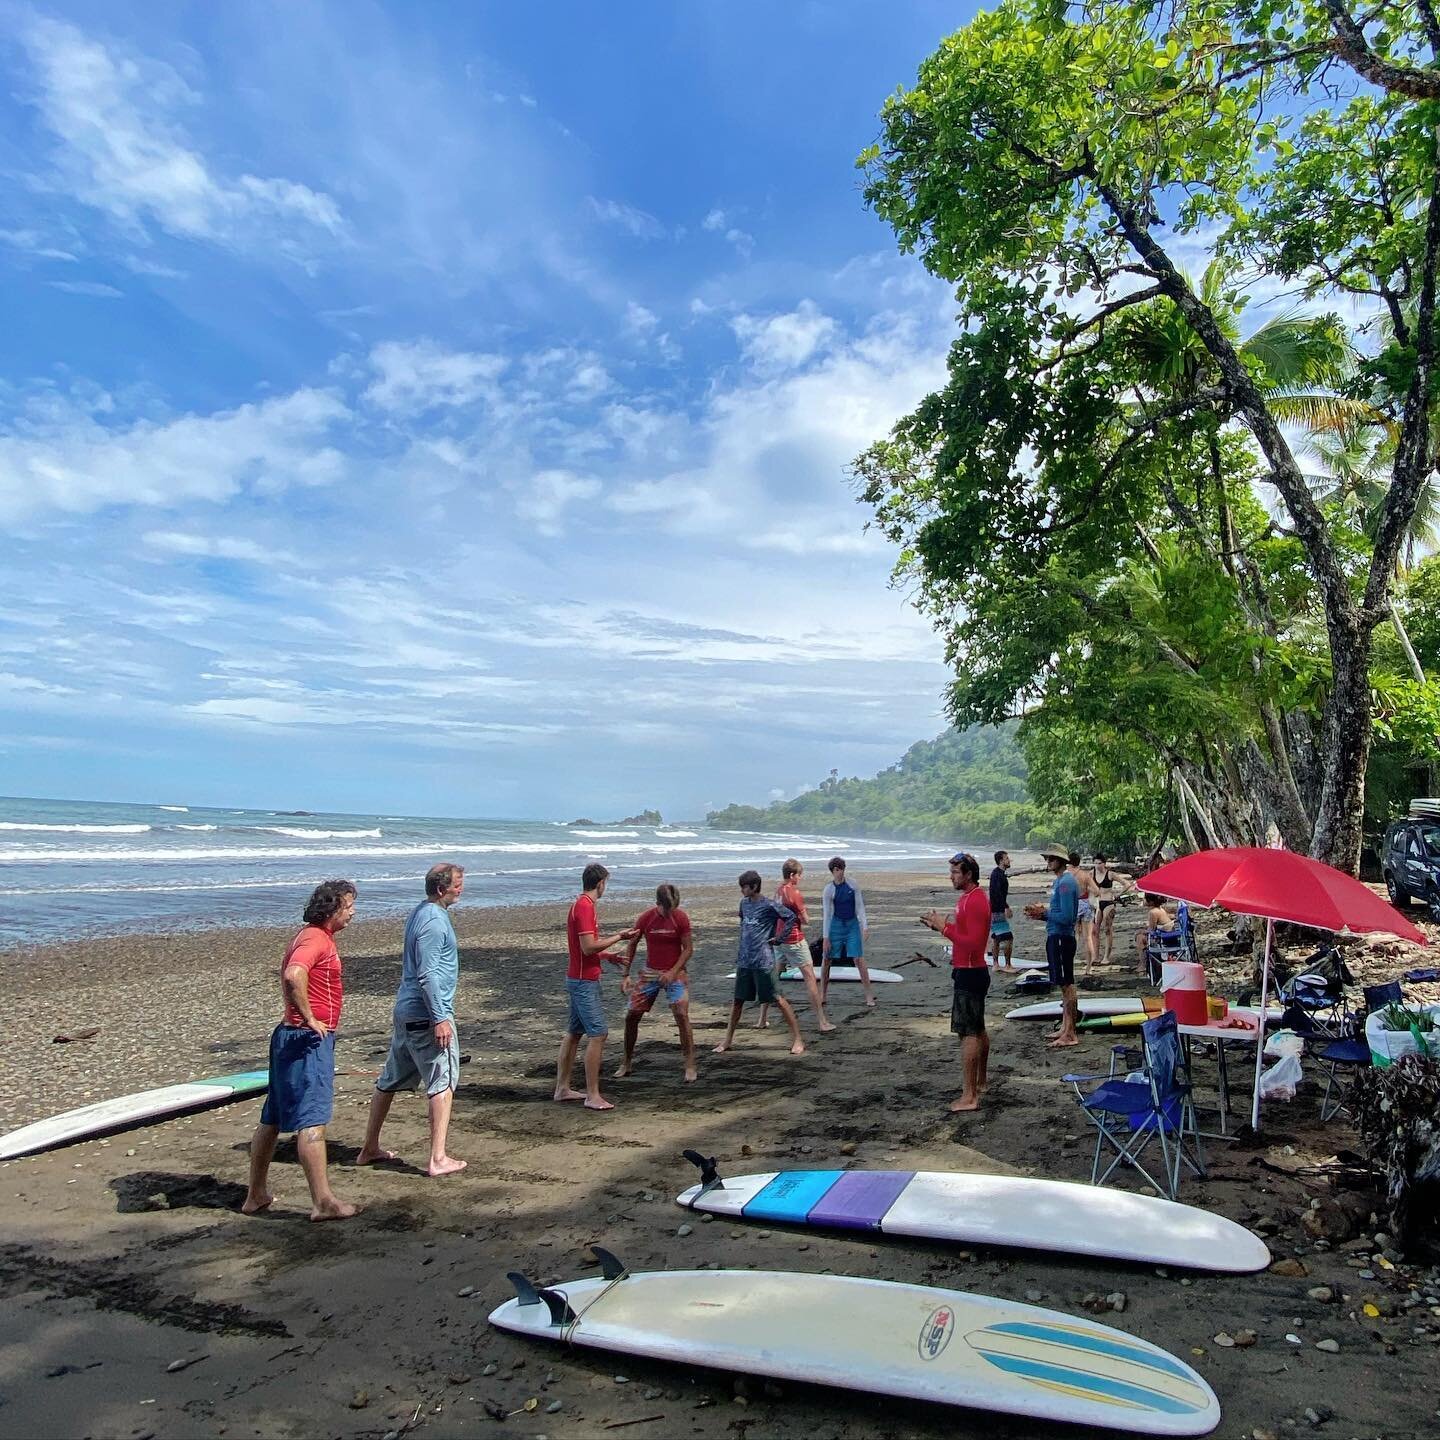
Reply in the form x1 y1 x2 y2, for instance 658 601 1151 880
1025 845 1080 1047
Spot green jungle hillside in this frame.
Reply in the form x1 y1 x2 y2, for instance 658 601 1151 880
707 724 1034 844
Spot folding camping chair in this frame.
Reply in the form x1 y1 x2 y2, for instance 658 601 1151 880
1143 900 1196 987
1064 1011 1205 1200
1313 981 1402 1122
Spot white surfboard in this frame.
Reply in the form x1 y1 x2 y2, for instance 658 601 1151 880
993 956 1048 970
491 1260 1220 1435
676 1160 1269 1273
1008 996 1144 1020
0 1070 269 1161
725 967 903 983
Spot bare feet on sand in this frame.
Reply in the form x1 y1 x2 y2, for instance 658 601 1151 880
427 1156 467 1177
684 1066 698 1082
353 1148 399 1166
712 1041 732 1053
310 1197 361 1222
240 1192 273 1215
753 1017 770 1029
818 1022 837 1033
614 1064 633 1078
553 1088 585 1102
1047 1035 1079 1048
950 1096 980 1112
583 1096 615 1111
789 1041 806 1055
864 996 876 1009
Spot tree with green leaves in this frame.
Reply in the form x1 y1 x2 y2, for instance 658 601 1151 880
857 0 1440 873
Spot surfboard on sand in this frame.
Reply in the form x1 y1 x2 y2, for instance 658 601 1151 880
726 967 903 983
1008 996 1145 1020
491 1249 1221 1435
676 1154 1270 1273
0 1070 269 1161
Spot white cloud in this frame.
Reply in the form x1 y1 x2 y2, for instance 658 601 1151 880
731 300 837 372
513 468 601 537
588 197 667 241
141 530 296 565
47 279 123 298
702 206 753 257
364 340 507 414
0 227 78 261
0 387 349 523
18 14 342 257
624 301 658 335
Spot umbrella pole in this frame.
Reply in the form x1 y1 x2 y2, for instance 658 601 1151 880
1251 917 1274 1132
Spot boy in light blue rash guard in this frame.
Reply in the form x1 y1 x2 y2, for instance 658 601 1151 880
821 856 875 1007
359 863 469 1177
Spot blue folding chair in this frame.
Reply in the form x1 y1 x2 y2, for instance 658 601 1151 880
1314 981 1402 1121
1144 901 1196 986
1065 1012 1205 1200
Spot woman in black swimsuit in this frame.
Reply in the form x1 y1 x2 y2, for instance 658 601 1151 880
1091 854 1119 966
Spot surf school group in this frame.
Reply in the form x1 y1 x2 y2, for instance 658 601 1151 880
243 851 940 1221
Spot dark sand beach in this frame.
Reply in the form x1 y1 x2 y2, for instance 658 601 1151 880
3 869 1439 1438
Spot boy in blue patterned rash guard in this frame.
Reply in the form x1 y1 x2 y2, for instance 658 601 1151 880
713 870 806 1056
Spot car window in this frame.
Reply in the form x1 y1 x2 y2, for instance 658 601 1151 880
1422 825 1440 860
1410 830 1425 857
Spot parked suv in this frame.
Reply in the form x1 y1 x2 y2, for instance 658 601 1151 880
1381 816 1440 921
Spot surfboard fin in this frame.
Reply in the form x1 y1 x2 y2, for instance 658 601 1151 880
507 1271 542 1307
590 1245 628 1281
682 1148 724 1194
537 1287 577 1326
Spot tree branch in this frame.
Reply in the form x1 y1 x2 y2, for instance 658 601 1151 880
1324 0 1440 98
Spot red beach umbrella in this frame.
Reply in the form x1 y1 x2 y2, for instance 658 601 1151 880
1135 847 1428 1131
1137 847 1428 944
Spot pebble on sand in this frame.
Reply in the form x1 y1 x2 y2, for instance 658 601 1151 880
1314 1338 1340 1353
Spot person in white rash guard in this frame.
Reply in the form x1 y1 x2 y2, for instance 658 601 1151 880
820 856 874 1007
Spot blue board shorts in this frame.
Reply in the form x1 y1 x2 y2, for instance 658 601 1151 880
377 1013 460 1096
260 1024 335 1133
566 977 608 1038
827 918 863 959
628 973 688 1014
990 915 1012 938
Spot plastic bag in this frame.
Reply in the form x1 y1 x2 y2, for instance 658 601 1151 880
1258 1053 1303 1102
1264 1029 1305 1061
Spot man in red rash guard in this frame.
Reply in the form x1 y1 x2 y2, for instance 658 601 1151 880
922 852 992 1114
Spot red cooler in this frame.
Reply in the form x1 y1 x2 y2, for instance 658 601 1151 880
1161 960 1208 1026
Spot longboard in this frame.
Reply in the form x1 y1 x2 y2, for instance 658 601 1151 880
726 967 903 983
491 1252 1221 1435
676 1156 1270 1273
0 1070 269 1160
1008 997 1144 1020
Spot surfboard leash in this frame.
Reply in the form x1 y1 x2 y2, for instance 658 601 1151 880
559 1246 632 1344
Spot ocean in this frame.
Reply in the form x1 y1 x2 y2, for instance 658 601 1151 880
0 796 959 947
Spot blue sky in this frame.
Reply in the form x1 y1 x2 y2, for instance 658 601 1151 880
0 0 983 820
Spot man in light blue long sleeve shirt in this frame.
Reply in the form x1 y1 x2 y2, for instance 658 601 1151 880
359 863 468 1177
1027 845 1080 1048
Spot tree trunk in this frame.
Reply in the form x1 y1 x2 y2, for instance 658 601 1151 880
1309 621 1375 874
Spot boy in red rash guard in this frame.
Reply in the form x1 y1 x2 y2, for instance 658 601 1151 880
922 852 992 1114
616 883 697 1082
757 859 834 1034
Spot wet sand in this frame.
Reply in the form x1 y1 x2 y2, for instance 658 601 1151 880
3 870 1439 1438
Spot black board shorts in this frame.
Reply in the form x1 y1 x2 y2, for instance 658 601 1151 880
734 967 778 1004
950 966 990 1037
1046 932 1077 987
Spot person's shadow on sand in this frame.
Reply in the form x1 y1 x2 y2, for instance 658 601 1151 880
221 1137 427 1177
